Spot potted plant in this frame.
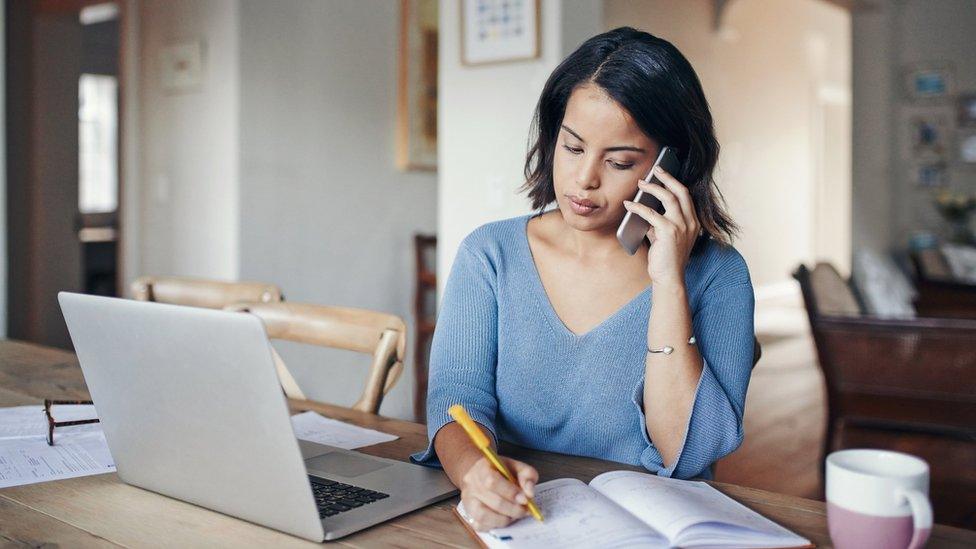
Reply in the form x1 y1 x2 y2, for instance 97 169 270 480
934 190 976 245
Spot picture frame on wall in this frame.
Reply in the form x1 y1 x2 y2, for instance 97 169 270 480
461 0 540 66
904 64 954 100
397 0 439 172
958 130 976 165
914 162 949 188
958 93 976 127
900 106 954 162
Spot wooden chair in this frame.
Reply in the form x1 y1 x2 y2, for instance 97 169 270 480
130 276 283 308
129 275 306 401
225 302 407 415
413 234 437 422
794 263 976 478
796 262 976 525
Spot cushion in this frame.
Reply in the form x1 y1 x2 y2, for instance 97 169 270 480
809 263 862 316
941 244 976 283
852 250 917 319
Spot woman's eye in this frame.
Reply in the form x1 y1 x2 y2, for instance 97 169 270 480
608 160 634 170
562 144 584 155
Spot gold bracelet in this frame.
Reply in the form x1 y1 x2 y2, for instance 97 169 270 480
647 336 696 355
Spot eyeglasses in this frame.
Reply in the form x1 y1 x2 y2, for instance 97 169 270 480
44 399 100 446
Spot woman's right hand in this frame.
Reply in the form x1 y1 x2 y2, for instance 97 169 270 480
460 455 539 531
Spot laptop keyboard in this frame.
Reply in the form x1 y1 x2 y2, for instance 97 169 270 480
310 477 390 518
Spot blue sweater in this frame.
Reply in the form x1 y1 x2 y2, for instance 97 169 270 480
411 213 755 479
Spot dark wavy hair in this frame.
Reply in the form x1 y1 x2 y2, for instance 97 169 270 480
521 27 738 244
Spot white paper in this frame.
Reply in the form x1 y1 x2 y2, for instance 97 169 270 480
0 405 102 439
0 407 399 490
0 405 115 488
0 431 116 489
290 411 398 449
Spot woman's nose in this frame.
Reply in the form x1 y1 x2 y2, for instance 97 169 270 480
575 157 601 190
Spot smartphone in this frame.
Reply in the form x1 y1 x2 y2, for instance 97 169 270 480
615 146 681 255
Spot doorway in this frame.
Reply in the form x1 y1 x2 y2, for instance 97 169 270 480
5 0 123 348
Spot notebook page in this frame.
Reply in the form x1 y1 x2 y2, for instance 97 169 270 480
590 471 809 547
457 478 667 549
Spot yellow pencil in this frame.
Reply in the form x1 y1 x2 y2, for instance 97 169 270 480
448 404 544 522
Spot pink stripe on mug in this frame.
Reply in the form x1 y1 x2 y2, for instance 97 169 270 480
826 449 932 549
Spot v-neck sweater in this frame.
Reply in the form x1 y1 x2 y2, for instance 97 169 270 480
411 213 755 479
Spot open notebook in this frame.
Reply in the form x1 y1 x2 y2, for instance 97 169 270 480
455 471 812 548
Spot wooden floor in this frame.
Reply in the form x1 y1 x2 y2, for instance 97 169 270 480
714 295 976 529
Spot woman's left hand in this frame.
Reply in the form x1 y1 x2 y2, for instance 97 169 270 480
623 165 700 287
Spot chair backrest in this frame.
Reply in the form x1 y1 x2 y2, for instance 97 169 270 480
225 302 407 415
796 262 976 437
130 275 302 397
805 263 862 317
912 248 953 281
413 234 437 422
752 337 762 369
794 262 846 412
131 276 283 309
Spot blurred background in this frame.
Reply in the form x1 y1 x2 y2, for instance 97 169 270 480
3 0 974 529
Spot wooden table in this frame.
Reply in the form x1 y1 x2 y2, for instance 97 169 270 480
1 339 974 548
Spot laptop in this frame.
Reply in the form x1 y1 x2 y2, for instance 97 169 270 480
58 292 457 542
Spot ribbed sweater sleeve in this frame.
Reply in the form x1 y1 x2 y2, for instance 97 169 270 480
411 240 498 466
633 254 755 478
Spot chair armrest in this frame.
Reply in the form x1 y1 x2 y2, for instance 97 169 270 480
812 314 976 434
816 314 976 333
812 314 976 409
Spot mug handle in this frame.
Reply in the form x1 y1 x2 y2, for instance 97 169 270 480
896 488 932 549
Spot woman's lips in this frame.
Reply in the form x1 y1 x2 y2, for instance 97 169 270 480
568 196 599 216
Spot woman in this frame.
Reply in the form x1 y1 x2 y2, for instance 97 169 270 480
412 27 755 531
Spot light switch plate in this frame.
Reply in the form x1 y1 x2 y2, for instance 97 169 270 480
160 41 203 93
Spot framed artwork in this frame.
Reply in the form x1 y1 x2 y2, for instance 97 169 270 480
900 106 953 162
958 93 976 127
397 0 439 172
461 0 540 66
904 64 954 100
958 130 976 165
914 162 948 188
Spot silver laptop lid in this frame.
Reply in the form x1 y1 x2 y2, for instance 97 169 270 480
58 292 325 542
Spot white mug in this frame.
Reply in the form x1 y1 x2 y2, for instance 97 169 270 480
826 449 933 549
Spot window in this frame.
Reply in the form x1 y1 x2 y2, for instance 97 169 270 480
78 73 118 214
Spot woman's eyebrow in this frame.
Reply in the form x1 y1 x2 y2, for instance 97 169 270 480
560 124 646 153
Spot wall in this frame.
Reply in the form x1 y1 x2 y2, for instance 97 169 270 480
0 4 6 338
237 0 438 420
127 0 438 420
120 0 141 295
605 0 852 287
850 1 894 255
136 0 239 281
6 4 31 343
6 10 84 348
853 0 976 251
437 0 604 291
